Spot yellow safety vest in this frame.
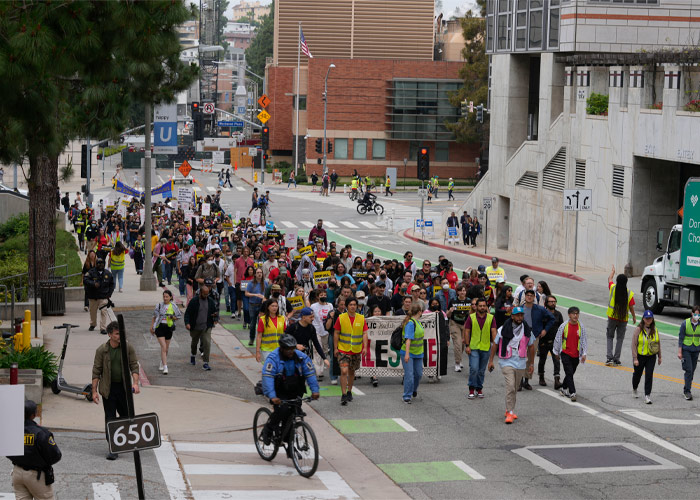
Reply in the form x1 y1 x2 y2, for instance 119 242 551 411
351 179 358 189
259 315 285 352
469 313 494 351
110 251 125 271
562 322 581 353
683 319 700 347
337 312 365 354
637 326 659 355
165 303 174 327
485 266 505 285
607 284 633 321
385 178 390 187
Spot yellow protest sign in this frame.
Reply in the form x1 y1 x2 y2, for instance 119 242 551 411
222 223 233 230
313 270 332 287
299 245 314 258
288 296 304 311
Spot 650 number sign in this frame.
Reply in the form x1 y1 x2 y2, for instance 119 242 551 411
107 413 161 454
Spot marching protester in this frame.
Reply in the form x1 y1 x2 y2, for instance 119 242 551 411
464 298 497 399
606 266 636 366
552 306 588 402
334 297 368 406
151 289 182 375
256 299 287 364
679 305 700 400
108 241 126 293
184 285 218 371
400 303 425 403
539 295 564 388
631 310 661 404
447 284 470 372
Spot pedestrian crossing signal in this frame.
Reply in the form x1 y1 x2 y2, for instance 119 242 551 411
417 147 430 181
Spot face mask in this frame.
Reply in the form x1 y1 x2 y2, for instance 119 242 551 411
358 299 366 305
272 292 280 298
208 259 214 264
319 296 327 303
430 304 440 311
694 314 700 321
401 288 407 294
442 284 450 290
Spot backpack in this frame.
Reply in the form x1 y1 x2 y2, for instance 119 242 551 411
390 319 415 351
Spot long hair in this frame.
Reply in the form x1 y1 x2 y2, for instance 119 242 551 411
401 303 424 329
613 274 628 319
262 299 278 328
637 317 656 335
113 241 125 256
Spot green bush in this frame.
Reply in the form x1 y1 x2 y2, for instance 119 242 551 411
99 145 127 157
586 93 609 115
0 345 59 386
0 213 29 240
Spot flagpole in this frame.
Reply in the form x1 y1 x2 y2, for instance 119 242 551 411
294 21 301 177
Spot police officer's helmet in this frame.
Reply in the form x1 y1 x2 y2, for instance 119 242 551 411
278 334 297 348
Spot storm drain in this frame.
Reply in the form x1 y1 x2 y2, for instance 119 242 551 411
512 443 683 474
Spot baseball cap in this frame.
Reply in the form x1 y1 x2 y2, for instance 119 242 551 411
643 309 654 319
376 281 386 288
356 291 366 299
271 284 281 291
477 265 486 272
300 307 314 317
491 257 498 263
512 306 524 315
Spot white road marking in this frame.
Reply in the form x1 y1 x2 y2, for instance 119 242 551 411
235 186 246 191
185 463 306 475
392 418 417 432
158 175 165 184
280 221 298 228
206 186 215 192
299 221 315 228
92 483 121 500
0 494 16 500
539 388 700 465
451 460 485 480
619 409 700 425
323 221 339 228
153 438 190 500
175 442 259 453
359 221 376 228
339 221 359 229
222 187 231 192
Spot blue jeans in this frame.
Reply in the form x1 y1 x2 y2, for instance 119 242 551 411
468 349 490 390
177 269 186 296
401 356 423 400
682 349 700 394
112 268 124 291
288 179 296 188
228 285 237 315
248 302 261 342
223 281 230 310
163 261 173 284
242 295 251 324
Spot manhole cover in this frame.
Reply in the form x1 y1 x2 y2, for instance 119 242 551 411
513 443 683 474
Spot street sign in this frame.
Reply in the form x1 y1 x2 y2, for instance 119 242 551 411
107 413 161 454
249 147 258 156
258 94 271 108
178 160 192 178
257 110 271 124
469 101 474 113
483 197 492 210
418 188 427 197
218 121 244 127
448 226 458 237
202 102 215 114
563 189 592 211
153 103 177 154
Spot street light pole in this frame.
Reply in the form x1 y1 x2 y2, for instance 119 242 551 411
322 64 335 175
140 102 157 291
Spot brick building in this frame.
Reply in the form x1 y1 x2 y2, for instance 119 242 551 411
265 0 480 179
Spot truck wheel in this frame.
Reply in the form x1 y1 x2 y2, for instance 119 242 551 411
643 280 664 314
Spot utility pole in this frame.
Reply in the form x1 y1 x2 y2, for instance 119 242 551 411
140 103 157 291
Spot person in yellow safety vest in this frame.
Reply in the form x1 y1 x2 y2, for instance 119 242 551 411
485 257 507 286
108 241 126 293
552 306 588 402
76 211 86 251
351 178 359 197
448 178 455 201
605 266 636 366
433 176 439 199
400 303 425 403
463 297 498 400
385 176 393 197
333 297 368 406
256 299 287 364
364 176 372 193
679 305 700 400
631 310 661 404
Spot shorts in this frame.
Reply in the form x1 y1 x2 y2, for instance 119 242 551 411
155 323 174 340
338 352 362 370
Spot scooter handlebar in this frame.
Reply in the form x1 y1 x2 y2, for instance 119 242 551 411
53 324 80 329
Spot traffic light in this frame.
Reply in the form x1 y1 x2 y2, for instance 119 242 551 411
327 140 333 154
417 147 430 181
193 113 204 141
191 102 199 114
263 153 269 161
261 126 269 150
81 144 88 179
315 138 323 154
476 104 484 124
461 100 468 117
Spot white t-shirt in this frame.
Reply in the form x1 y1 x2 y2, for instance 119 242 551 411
310 302 334 337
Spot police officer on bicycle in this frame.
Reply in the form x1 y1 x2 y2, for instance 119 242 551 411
261 334 320 444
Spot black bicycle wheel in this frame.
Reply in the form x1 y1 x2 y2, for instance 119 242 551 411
357 204 367 215
253 407 279 461
291 421 319 477
373 203 384 215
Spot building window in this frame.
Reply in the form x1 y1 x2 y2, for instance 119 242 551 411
515 0 527 50
408 141 422 161
372 139 386 159
436 142 449 161
486 0 495 52
335 138 348 159
388 80 461 141
353 139 367 160
292 95 307 110
549 0 560 49
529 0 543 49
590 0 657 3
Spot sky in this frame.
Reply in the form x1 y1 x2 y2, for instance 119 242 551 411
224 0 479 20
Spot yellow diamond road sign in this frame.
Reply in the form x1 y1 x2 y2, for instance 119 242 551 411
257 110 271 124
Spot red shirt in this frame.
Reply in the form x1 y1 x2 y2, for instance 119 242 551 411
258 315 282 333
234 256 253 284
562 323 580 357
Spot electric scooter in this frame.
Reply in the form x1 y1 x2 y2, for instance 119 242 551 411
50 323 93 401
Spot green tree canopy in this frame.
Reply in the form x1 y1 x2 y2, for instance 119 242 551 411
245 1 274 84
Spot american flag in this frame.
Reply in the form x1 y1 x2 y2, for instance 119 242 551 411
300 28 313 58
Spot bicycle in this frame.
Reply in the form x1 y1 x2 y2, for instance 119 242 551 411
252 396 319 477
357 196 384 216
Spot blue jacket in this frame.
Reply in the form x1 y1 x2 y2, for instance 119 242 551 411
435 288 457 312
262 348 320 399
524 304 555 336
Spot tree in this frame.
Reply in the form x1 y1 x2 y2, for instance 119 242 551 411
217 0 230 51
0 1 197 285
446 1 489 144
245 1 274 84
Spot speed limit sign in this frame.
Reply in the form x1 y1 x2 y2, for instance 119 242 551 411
107 413 161 454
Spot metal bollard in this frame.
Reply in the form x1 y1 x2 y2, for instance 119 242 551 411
22 320 31 350
343 184 347 193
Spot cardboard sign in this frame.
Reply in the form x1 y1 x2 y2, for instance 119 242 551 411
287 295 304 311
222 223 233 230
266 230 281 239
313 270 332 286
299 245 314 258
139 209 146 221
285 230 298 248
250 210 261 225
202 203 211 216
352 270 368 279
177 187 193 207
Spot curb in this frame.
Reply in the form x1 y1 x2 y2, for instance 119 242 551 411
400 229 584 282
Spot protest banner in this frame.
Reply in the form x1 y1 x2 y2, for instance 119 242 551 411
287 296 305 311
202 203 211 216
358 313 439 378
352 269 368 280
117 204 127 217
313 270 332 287
222 223 233 230
184 209 194 222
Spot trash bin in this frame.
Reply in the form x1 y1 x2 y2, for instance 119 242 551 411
39 279 66 316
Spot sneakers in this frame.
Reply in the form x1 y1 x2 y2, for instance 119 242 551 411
89 326 96 331
613 360 622 366
190 356 195 365
477 390 484 398
202 363 211 371
84 306 89 312
685 392 693 401
331 379 338 385
163 365 168 375
504 411 518 420
403 398 412 404
346 391 353 402
522 379 533 390
159 361 164 371
633 388 638 398
570 393 577 402
645 395 652 404
560 387 570 398
455 365 462 372
412 391 418 399
605 359 614 366
468 389 475 400
248 340 254 347
100 330 107 335
371 377 378 387
341 394 348 406
505 412 514 424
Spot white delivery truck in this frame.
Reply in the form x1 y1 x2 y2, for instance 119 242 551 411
641 178 700 313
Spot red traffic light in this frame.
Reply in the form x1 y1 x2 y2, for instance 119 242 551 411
192 102 199 109
262 127 269 133
420 148 428 155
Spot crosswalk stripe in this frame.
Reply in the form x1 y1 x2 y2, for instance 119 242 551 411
0 494 16 500
339 221 359 229
299 221 315 228
235 186 246 191
280 221 298 228
92 482 121 500
323 221 338 228
222 187 231 192
359 221 376 228
185 464 304 475
206 186 215 192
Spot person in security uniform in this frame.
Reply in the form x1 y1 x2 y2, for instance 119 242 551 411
8 400 62 500
261 335 320 446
